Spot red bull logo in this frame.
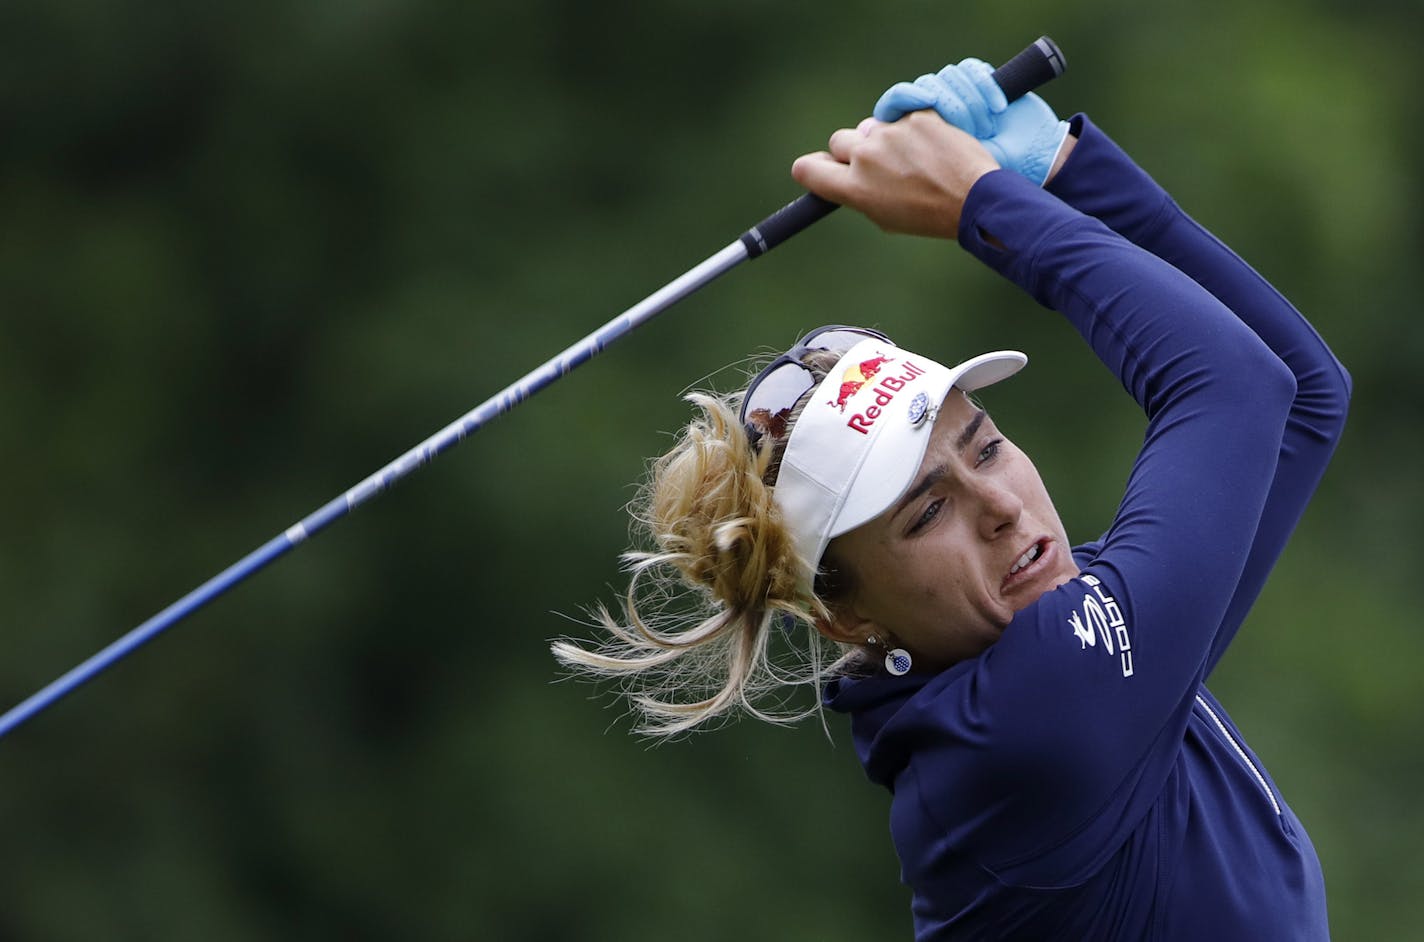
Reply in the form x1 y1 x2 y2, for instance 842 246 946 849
828 354 894 412
845 360 928 435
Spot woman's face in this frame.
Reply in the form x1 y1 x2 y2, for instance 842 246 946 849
825 391 1080 670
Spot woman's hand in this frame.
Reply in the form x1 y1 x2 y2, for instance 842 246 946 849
875 59 1072 188
791 110 1000 240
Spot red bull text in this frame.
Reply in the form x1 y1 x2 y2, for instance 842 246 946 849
828 354 894 412
844 360 927 435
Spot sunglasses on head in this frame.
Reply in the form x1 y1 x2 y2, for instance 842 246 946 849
739 325 892 448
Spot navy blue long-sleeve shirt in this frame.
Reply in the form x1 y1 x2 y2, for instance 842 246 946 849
825 117 1350 940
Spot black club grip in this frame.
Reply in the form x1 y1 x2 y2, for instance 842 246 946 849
739 35 1067 260
990 36 1067 102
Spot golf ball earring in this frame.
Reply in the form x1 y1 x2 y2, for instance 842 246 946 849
868 635 913 676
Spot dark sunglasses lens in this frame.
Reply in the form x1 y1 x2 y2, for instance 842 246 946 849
742 361 814 426
800 327 890 354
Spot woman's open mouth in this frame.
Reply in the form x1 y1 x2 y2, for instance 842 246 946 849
1009 542 1043 576
1001 538 1051 594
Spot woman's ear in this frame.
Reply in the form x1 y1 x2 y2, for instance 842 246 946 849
813 602 877 646
812 550 875 644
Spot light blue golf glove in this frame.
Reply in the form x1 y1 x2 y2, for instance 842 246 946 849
873 58 1070 187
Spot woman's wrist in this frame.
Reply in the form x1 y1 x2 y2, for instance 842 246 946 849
1043 132 1078 186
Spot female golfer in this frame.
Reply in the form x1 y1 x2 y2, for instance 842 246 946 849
555 58 1348 939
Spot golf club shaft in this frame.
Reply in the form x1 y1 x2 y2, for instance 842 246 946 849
0 36 1066 739
0 240 749 739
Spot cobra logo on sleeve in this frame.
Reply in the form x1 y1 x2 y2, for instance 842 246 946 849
1067 574 1134 678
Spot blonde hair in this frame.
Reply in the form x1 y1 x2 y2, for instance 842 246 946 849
551 359 857 737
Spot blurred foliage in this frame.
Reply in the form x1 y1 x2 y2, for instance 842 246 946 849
1 0 1420 938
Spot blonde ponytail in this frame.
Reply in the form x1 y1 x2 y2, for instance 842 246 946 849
551 387 850 737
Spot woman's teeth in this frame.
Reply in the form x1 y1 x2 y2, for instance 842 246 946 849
1009 543 1043 575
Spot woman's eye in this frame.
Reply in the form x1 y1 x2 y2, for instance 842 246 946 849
910 499 944 534
977 439 1003 465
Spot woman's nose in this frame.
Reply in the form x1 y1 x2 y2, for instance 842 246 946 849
974 478 1024 538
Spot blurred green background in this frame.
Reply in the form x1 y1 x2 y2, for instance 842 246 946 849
1 0 1419 938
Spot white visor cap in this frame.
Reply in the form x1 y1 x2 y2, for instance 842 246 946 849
772 338 1026 585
